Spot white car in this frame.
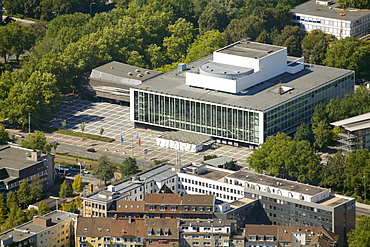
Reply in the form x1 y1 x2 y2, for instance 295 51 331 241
82 169 90 174
15 134 25 138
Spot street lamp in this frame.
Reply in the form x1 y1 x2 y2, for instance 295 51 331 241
363 175 367 204
90 2 96 18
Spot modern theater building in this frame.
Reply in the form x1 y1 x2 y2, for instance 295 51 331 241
130 41 354 146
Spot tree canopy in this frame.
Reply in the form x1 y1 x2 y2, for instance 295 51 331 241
348 216 370 247
21 131 52 152
247 132 321 184
59 180 73 198
120 157 139 177
93 155 115 185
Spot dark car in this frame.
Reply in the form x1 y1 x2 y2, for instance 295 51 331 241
87 148 96 152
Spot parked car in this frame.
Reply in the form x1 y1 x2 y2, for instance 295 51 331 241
82 169 90 174
87 148 96 152
15 134 25 138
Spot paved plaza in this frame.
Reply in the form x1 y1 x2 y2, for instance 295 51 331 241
50 97 253 167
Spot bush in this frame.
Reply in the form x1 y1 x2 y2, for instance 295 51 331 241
55 129 115 142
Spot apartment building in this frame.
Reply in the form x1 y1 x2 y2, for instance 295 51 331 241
177 163 355 246
0 145 55 197
0 211 78 247
107 193 215 219
245 225 339 247
291 0 370 39
82 164 177 217
75 217 180 247
179 219 244 247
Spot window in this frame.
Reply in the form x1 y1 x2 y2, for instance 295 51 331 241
193 235 199 239
192 242 200 246
204 235 211 239
182 235 188 239
170 206 177 211
160 206 166 211
149 206 155 210
204 242 211 246
159 240 168 245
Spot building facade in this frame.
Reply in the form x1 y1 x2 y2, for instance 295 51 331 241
0 146 55 197
291 0 370 39
131 41 354 145
331 112 370 152
177 164 355 247
0 211 78 247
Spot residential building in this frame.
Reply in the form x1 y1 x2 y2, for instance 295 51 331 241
0 145 55 197
82 164 178 217
75 217 179 247
179 219 244 247
85 61 162 102
245 225 339 247
107 193 215 219
0 210 78 247
291 0 370 39
177 163 355 246
330 112 370 152
131 40 354 146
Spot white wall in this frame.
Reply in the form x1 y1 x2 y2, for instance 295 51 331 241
213 52 261 72
259 48 287 80
186 73 237 93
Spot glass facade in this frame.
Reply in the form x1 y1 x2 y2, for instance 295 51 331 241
133 91 261 144
264 74 354 136
133 73 354 144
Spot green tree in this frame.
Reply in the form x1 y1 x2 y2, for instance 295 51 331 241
247 132 321 183
348 216 370 247
275 26 305 56
26 207 39 221
324 37 370 79
60 201 80 214
0 194 8 224
99 127 104 136
6 191 18 209
7 22 36 61
17 180 32 209
344 149 370 200
21 131 52 152
93 155 115 185
0 123 9 143
204 155 217 161
185 30 226 63
301 29 334 65
59 180 73 198
224 16 265 43
61 119 67 128
30 177 44 202
72 174 84 192
37 201 50 215
337 0 370 9
3 204 26 231
293 123 314 143
320 151 346 193
198 5 229 34
313 121 332 150
80 122 86 132
120 157 138 177
225 160 237 171
163 18 194 62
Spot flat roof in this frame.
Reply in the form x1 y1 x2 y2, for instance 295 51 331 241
158 131 211 145
0 146 39 170
331 112 370 131
91 61 162 82
204 157 233 167
230 197 257 209
227 170 328 196
134 56 353 112
292 0 370 22
217 41 284 59
86 164 176 202
190 166 232 182
318 195 351 207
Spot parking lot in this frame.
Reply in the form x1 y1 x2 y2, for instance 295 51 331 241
49 97 254 167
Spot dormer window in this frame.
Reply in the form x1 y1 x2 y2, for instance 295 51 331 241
160 206 166 211
149 206 155 210
164 228 170 236
170 206 177 211
84 228 88 232
147 227 153 236
156 228 162 236
184 207 189 211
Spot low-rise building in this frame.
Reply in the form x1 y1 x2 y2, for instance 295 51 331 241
0 145 54 197
330 112 370 152
179 219 244 247
0 210 78 247
75 217 180 247
245 225 339 247
291 0 370 39
82 164 178 217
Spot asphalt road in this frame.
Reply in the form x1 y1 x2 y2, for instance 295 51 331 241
356 202 370 217
55 142 154 170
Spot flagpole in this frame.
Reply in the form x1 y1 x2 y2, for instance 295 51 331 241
131 133 133 157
